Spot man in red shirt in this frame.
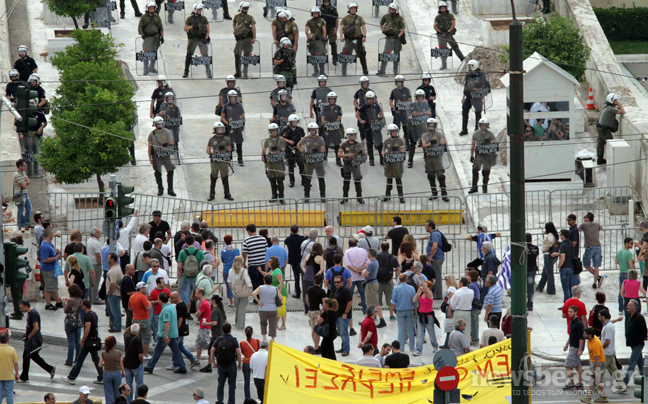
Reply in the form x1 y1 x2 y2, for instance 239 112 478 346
148 277 170 338
195 288 212 364
358 305 379 353
561 285 587 332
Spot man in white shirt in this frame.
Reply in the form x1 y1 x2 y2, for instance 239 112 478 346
480 315 505 348
344 238 370 332
529 101 549 129
142 259 169 295
132 223 150 257
325 226 342 247
448 277 474 338
86 227 103 304
250 340 269 402
358 225 381 251
106 253 124 333
117 210 139 271
599 308 626 393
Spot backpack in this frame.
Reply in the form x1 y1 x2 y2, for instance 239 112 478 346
406 272 418 290
215 338 236 366
183 249 200 278
436 230 452 253
65 305 82 330
376 253 394 284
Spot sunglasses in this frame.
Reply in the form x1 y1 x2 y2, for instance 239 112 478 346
334 281 343 284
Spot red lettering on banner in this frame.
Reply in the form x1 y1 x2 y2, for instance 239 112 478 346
476 359 494 379
295 366 300 388
378 383 395 395
385 372 402 383
357 373 375 399
496 354 511 378
321 370 340 391
366 369 382 383
304 368 318 388
457 367 469 381
339 365 357 392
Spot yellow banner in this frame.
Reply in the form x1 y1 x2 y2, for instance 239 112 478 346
264 338 513 404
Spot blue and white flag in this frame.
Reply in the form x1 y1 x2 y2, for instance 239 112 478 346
497 245 512 290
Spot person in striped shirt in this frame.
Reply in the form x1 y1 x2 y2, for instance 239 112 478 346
242 224 268 292
483 275 503 327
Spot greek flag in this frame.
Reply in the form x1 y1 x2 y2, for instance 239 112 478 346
497 245 512 290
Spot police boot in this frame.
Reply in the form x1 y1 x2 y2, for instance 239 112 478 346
334 146 342 167
303 179 311 202
474 111 482 131
438 174 450 202
428 174 438 201
143 60 150 75
482 170 490 194
318 178 326 201
167 171 177 196
277 179 285 204
288 169 295 188
341 63 347 76
208 176 217 201
468 169 479 194
368 144 375 166
440 57 447 71
183 54 191 78
222 176 234 200
378 145 384 166
154 171 164 196
269 178 278 203
459 111 469 136
234 56 242 78
242 63 249 79
393 61 399 75
149 59 158 74
455 47 465 61
383 179 393 202
408 144 415 168
340 178 350 204
396 178 405 203
355 181 364 204
236 143 244 166
206 65 212 79
331 43 338 65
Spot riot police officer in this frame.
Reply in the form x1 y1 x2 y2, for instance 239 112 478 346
298 123 327 201
417 72 437 118
469 117 497 194
273 38 297 89
233 1 256 79
377 3 405 76
206 121 234 201
6 69 22 102
460 59 490 136
340 2 369 76
310 75 332 133
382 124 406 203
353 76 372 139
306 7 328 76
138 2 164 75
263 123 287 204
183 3 211 78
148 116 176 196
269 75 292 107
157 92 182 154
355 90 384 166
389 74 411 155
283 10 300 53
338 128 366 204
13 45 38 82
421 118 449 202
434 1 464 71
321 91 343 166
221 90 246 166
271 89 296 133
27 74 47 112
281 114 305 187
596 93 625 165
319 0 339 66
408 89 432 167
150 75 173 118
217 75 241 115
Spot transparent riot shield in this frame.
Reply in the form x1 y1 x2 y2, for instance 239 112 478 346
164 0 186 24
335 39 358 76
189 41 214 79
371 0 391 18
306 39 329 77
429 36 454 71
223 103 247 145
202 0 224 22
134 37 160 76
421 129 451 170
106 1 119 25
408 100 432 144
89 4 115 30
259 138 287 179
364 102 386 155
208 147 236 177
240 40 262 79
526 0 539 16
378 37 401 76
465 72 493 113
265 0 287 21
321 106 343 148
347 140 368 176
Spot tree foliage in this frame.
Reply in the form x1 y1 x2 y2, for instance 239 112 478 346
42 0 101 29
38 30 136 193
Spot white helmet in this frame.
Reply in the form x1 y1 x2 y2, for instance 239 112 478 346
278 89 289 96
278 10 287 19
478 117 490 128
268 123 280 132
285 10 294 20
389 2 399 11
239 1 250 11
427 117 439 128
467 60 480 71
347 2 358 11
275 74 286 83
288 114 299 122
164 92 175 102
9 69 19 78
394 74 405 83
27 74 40 84
345 128 358 137
359 76 369 83
225 75 236 82
152 116 165 126
421 72 432 80
606 93 620 104
156 75 167 85
415 89 426 98
146 1 156 10
280 37 292 47
438 1 448 9
275 6 285 14
365 91 376 99
17 45 28 55
213 121 226 134
227 89 238 101
311 6 321 15
307 122 319 131
327 91 338 99
193 3 204 12
317 75 328 82
387 123 399 132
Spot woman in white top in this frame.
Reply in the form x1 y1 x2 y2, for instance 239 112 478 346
442 275 458 348
252 274 281 342
536 222 559 295
227 256 252 330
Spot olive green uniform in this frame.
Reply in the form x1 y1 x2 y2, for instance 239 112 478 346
148 128 176 195
422 130 448 200
340 14 368 75
299 135 327 199
263 136 286 201
378 13 405 75
434 12 464 69
471 129 497 193
306 17 327 75
207 134 233 200
596 103 619 162
138 12 164 74
233 13 256 78
184 13 210 76
383 136 406 200
340 140 365 201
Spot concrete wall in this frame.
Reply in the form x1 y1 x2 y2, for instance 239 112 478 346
469 0 530 15
590 0 648 9
0 0 13 75
554 0 648 204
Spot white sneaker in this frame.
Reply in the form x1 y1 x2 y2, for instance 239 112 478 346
412 350 422 356
144 355 152 360
61 377 75 385
166 365 177 371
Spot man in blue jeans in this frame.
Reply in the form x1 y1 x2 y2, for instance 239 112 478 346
177 235 204 304
123 325 144 403
106 253 123 333
424 220 445 300
332 275 353 356
211 323 242 404
623 299 647 385
12 159 31 231
553 229 575 306
390 273 416 352
579 212 604 289
616 238 635 314
143 293 186 375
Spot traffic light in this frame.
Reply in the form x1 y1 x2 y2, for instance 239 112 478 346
15 85 38 132
104 197 117 219
117 183 135 218
636 374 648 402
4 241 28 320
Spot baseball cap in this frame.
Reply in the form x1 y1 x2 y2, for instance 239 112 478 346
136 282 147 290
363 225 373 234
79 386 91 395
152 210 162 216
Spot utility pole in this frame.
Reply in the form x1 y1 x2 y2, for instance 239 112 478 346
108 174 117 255
508 2 528 404
0 102 5 329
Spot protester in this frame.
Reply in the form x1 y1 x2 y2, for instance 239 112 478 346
581 327 608 403
250 340 269 403
467 269 481 345
98 336 124 404
362 249 387 327
306 274 327 353
252 274 281 341
169 292 198 370
623 299 647 386
480 315 505 348
345 238 370 317
448 319 470 357
358 305 379 353
123 325 144 404
239 326 260 400
482 275 503 326
621 269 646 322
63 284 84 367
317 298 338 360
129 283 153 359
196 265 218 299
598 309 626 393
284 225 307 298
71 386 95 404
211 323 242 404
221 235 240 307
0 331 18 404
143 292 186 375
131 385 150 404
390 273 416 352
414 280 438 355
62 300 102 385
448 277 473 339
228 256 252 330
269 256 288 330
374 343 392 367
356 344 382 367
19 301 56 383
563 305 584 390
383 340 410 368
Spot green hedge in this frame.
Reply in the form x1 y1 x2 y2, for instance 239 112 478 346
594 7 648 40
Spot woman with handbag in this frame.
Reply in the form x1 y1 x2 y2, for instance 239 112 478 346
221 235 240 307
98 336 124 404
63 284 84 366
301 243 326 313
228 256 252 330
441 275 458 348
270 257 288 331
252 274 281 342
239 326 261 400
536 222 559 295
316 298 338 360
63 300 103 385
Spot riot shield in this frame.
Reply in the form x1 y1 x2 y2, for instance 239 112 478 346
465 72 492 113
208 146 236 177
429 36 454 71
306 40 329 77
378 37 401 76
134 37 160 76
260 138 287 177
371 0 391 18
346 140 368 176
408 100 432 143
202 0 224 22
421 130 451 170
265 0 287 21
240 40 262 79
106 1 119 25
164 0 186 24
364 103 386 149
224 103 246 144
89 3 115 29
335 39 358 76
321 106 343 147
189 41 214 79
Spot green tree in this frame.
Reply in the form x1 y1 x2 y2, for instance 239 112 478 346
42 0 101 29
39 30 136 193
499 15 590 81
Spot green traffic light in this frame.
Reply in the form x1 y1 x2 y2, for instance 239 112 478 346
3 241 28 286
635 375 645 402
117 183 135 218
16 86 39 132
